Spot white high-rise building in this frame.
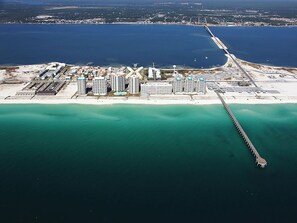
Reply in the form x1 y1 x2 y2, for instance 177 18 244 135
173 76 183 94
184 75 195 93
196 77 206 94
93 76 107 95
129 75 140 94
111 74 125 92
77 75 87 95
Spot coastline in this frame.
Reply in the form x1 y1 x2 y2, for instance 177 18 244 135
1 22 297 28
1 95 297 106
1 55 297 106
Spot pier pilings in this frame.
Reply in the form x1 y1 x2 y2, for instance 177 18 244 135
216 92 267 168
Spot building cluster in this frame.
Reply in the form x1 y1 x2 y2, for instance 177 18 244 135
174 75 206 94
16 63 69 97
148 67 161 80
17 81 66 96
77 72 141 96
38 63 66 80
141 75 206 96
76 68 206 96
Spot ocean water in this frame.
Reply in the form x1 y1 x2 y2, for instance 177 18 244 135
0 24 226 68
212 26 297 67
0 104 297 222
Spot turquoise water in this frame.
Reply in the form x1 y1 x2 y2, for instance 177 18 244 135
0 104 297 222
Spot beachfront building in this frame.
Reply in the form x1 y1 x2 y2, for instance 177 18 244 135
196 77 207 94
173 76 184 94
141 82 172 95
129 75 140 94
184 75 195 93
93 76 107 95
148 67 161 80
77 75 87 95
111 73 125 92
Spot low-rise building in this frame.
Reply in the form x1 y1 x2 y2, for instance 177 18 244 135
141 82 172 95
148 67 161 80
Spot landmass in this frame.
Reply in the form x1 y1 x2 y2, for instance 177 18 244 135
1 1 297 26
1 54 297 105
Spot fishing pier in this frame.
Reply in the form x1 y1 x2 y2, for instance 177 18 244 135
216 92 267 168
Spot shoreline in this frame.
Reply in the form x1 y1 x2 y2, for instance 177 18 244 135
1 22 297 28
1 55 296 72
1 96 297 106
1 56 297 106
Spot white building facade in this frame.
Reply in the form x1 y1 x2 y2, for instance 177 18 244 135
184 76 195 93
173 76 184 94
93 76 107 95
196 77 206 94
111 74 125 92
129 75 140 94
77 76 87 95
141 82 172 95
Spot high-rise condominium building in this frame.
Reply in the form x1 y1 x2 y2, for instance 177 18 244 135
129 75 140 94
111 74 125 92
173 76 183 94
184 75 195 93
93 76 107 95
196 77 206 94
77 75 87 95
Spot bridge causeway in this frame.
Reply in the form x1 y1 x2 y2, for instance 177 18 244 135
204 25 258 88
216 92 267 168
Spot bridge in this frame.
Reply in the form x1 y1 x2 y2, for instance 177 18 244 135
216 91 267 168
204 25 258 88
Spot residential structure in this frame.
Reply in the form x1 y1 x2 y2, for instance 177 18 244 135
184 75 195 93
141 82 172 95
111 73 125 92
148 67 161 80
129 75 140 94
77 75 87 95
196 77 206 94
173 76 184 94
93 76 107 95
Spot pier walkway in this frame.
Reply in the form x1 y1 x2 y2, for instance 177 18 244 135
204 25 258 88
216 92 267 168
